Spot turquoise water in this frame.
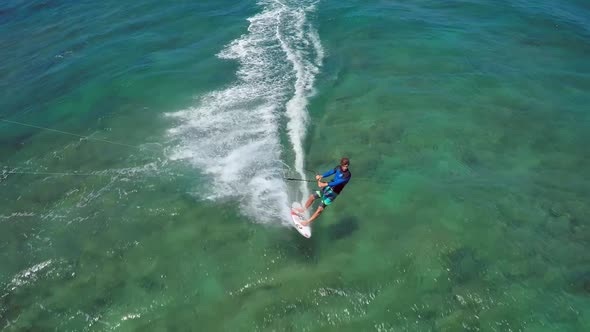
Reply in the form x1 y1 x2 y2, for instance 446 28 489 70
1 0 589 330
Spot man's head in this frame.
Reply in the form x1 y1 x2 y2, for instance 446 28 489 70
340 157 349 171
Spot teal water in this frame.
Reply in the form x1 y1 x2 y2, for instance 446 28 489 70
1 0 589 331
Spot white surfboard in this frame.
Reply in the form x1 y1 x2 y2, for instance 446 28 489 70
291 202 311 238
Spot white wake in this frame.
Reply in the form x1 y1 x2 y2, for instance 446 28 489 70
166 0 323 223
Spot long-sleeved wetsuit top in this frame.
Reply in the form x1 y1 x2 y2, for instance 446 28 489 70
322 166 351 194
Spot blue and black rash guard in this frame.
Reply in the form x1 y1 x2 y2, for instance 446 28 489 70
322 166 351 194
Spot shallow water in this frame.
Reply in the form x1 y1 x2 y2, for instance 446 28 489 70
1 0 589 331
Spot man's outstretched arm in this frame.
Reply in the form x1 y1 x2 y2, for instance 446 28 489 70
321 168 336 178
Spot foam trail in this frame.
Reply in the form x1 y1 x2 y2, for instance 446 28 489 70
278 2 324 202
166 0 323 223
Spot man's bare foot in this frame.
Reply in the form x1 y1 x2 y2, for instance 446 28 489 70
293 207 305 214
301 220 310 226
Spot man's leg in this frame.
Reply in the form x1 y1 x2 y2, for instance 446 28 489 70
301 205 324 226
295 194 316 213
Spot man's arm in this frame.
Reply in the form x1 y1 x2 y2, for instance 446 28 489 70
315 167 337 185
328 176 349 187
321 168 337 178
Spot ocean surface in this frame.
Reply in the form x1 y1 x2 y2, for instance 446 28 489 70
1 0 590 331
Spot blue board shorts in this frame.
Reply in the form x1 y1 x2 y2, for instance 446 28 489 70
314 186 338 208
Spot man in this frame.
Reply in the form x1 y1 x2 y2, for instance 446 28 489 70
295 157 351 226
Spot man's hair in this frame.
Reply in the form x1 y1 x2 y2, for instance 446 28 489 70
340 157 350 166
